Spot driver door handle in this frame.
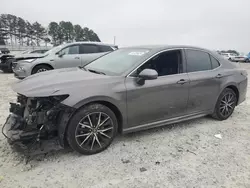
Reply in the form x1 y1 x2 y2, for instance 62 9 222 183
75 57 80 59
215 74 223 78
177 79 188 85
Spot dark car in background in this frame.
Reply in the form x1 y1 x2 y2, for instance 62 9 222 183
0 49 49 73
3 45 247 155
0 47 10 54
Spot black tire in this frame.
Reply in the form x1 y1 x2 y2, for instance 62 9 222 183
32 64 52 74
67 103 118 155
1 59 13 73
7 59 13 73
212 88 237 120
2 68 10 73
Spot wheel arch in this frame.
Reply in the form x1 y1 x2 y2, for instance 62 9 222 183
219 82 239 105
31 63 54 74
225 85 239 105
58 98 125 147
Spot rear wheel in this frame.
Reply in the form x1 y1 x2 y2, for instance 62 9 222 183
32 65 52 74
67 103 118 155
212 88 237 120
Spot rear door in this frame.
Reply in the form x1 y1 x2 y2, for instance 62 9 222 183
79 44 110 66
54 44 82 69
185 49 222 113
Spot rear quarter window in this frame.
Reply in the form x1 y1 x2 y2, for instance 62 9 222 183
210 55 220 69
80 45 99 54
99 45 113 52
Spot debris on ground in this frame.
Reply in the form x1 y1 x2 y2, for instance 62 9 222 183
140 167 147 172
186 149 197 155
155 161 160 165
121 159 130 164
176 146 184 152
214 134 222 139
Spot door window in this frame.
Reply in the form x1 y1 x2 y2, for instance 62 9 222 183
131 50 182 77
61 45 79 55
186 50 212 72
80 45 99 54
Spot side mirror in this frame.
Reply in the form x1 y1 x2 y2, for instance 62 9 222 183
58 51 65 57
136 69 158 85
139 69 158 80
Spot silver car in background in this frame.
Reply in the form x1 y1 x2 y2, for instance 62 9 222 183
12 42 117 79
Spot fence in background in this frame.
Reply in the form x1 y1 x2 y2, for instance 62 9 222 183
0 45 51 52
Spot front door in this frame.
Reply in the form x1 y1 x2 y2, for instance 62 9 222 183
125 49 190 128
54 44 82 69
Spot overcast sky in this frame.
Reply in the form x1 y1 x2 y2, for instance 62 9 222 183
1 0 250 52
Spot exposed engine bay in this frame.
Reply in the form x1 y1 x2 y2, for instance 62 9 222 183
2 94 74 155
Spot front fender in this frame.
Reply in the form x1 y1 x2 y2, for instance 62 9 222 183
58 96 127 147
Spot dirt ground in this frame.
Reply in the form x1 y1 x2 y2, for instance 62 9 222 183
0 64 249 188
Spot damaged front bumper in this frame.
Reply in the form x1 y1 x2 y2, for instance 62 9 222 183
2 94 74 153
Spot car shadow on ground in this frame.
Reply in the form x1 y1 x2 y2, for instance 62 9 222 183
0 71 13 74
10 115 215 164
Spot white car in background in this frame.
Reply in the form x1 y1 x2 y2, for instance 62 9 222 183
221 53 237 61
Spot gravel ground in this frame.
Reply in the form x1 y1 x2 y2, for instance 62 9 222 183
0 64 250 188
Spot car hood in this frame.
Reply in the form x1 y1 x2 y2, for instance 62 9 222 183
0 54 15 60
15 53 46 60
12 67 112 97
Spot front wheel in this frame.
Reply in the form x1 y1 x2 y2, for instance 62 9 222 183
212 88 237 120
32 65 52 74
66 104 118 155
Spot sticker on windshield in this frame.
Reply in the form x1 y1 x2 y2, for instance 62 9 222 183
128 51 149 56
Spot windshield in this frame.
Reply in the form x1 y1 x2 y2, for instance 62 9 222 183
85 48 150 76
44 44 65 56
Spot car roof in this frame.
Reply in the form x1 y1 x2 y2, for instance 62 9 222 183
67 41 117 47
122 45 210 51
120 45 216 55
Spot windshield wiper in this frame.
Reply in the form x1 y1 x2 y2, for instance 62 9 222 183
87 69 106 75
78 66 87 71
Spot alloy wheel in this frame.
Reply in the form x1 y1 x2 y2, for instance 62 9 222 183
219 93 236 117
75 112 114 151
37 68 48 73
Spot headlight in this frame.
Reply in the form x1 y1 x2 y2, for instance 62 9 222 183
16 66 24 71
23 59 36 63
50 95 69 102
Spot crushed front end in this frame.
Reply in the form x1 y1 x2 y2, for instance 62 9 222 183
2 94 74 154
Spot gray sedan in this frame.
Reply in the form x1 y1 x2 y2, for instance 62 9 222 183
3 45 248 155
12 42 117 79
